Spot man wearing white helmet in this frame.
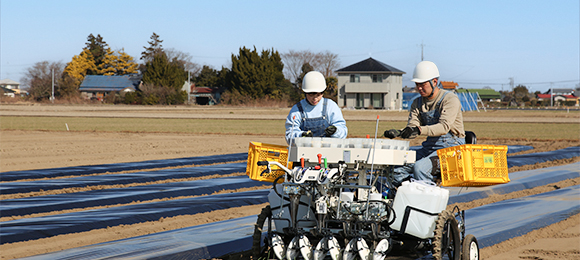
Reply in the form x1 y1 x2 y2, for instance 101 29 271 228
285 71 348 144
384 61 465 184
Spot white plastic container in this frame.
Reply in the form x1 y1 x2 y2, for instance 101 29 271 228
296 137 312 147
352 138 363 148
321 137 341 148
340 191 354 202
331 138 343 148
380 139 391 150
294 137 307 147
311 137 322 148
362 139 373 148
369 193 382 201
390 181 449 239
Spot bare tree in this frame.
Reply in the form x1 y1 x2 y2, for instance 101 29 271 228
165 48 202 77
281 50 317 84
317 51 340 79
21 61 65 100
281 50 340 84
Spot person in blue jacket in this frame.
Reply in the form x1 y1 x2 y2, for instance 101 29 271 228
285 71 348 145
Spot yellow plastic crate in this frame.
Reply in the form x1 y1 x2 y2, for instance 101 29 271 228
246 142 292 183
437 144 509 187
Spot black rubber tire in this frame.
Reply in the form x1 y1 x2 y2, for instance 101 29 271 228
252 205 272 259
432 210 461 260
461 234 479 260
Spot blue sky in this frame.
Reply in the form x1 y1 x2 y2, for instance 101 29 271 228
1 0 578 92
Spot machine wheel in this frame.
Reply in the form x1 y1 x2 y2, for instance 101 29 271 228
461 234 479 260
432 210 461 260
252 205 272 259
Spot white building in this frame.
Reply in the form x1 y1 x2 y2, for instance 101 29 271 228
0 79 24 97
336 58 405 109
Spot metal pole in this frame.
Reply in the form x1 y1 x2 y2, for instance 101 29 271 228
550 83 553 107
51 69 54 103
420 41 425 61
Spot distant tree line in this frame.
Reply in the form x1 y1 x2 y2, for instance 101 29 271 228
23 34 139 101
20 32 341 106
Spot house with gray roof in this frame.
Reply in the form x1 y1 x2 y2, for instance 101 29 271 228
79 75 142 100
336 58 405 109
0 79 26 97
548 88 575 96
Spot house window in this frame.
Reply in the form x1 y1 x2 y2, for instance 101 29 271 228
371 93 383 108
356 93 364 107
396 93 399 99
350 74 360 83
372 74 383 83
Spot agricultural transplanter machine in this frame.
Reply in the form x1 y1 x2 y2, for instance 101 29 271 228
250 137 480 260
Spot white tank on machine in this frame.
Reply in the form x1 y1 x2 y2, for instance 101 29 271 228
390 180 449 239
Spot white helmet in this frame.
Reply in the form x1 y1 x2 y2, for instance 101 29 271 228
411 61 440 83
302 71 327 93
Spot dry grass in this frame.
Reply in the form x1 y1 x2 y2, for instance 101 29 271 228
1 115 579 140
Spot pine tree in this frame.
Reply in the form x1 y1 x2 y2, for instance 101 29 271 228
143 53 180 89
63 48 97 86
296 63 314 89
141 53 187 104
99 48 138 76
85 34 108 75
228 46 285 99
141 32 164 63
99 48 117 76
195 65 220 87
116 49 139 75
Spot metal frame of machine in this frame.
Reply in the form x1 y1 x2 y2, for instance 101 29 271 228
251 137 480 260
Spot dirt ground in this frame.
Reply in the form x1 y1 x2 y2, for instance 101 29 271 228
0 104 579 259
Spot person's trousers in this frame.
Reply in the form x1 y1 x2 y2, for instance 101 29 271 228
393 134 465 183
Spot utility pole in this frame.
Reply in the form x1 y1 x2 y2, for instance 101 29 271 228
51 69 55 103
187 70 191 105
550 82 553 107
420 41 425 61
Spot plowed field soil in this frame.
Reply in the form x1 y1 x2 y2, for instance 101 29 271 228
1 104 579 259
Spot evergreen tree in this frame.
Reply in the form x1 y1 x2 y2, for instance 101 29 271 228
325 76 338 102
142 53 186 90
99 48 117 76
296 63 314 90
63 48 97 86
514 85 531 103
141 53 187 105
85 34 108 75
195 65 221 87
115 49 139 75
141 32 164 63
57 74 81 98
228 46 285 99
99 48 138 75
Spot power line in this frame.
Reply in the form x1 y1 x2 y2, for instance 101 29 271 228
517 80 579 85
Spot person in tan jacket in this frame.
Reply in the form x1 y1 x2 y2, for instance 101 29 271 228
384 61 465 185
